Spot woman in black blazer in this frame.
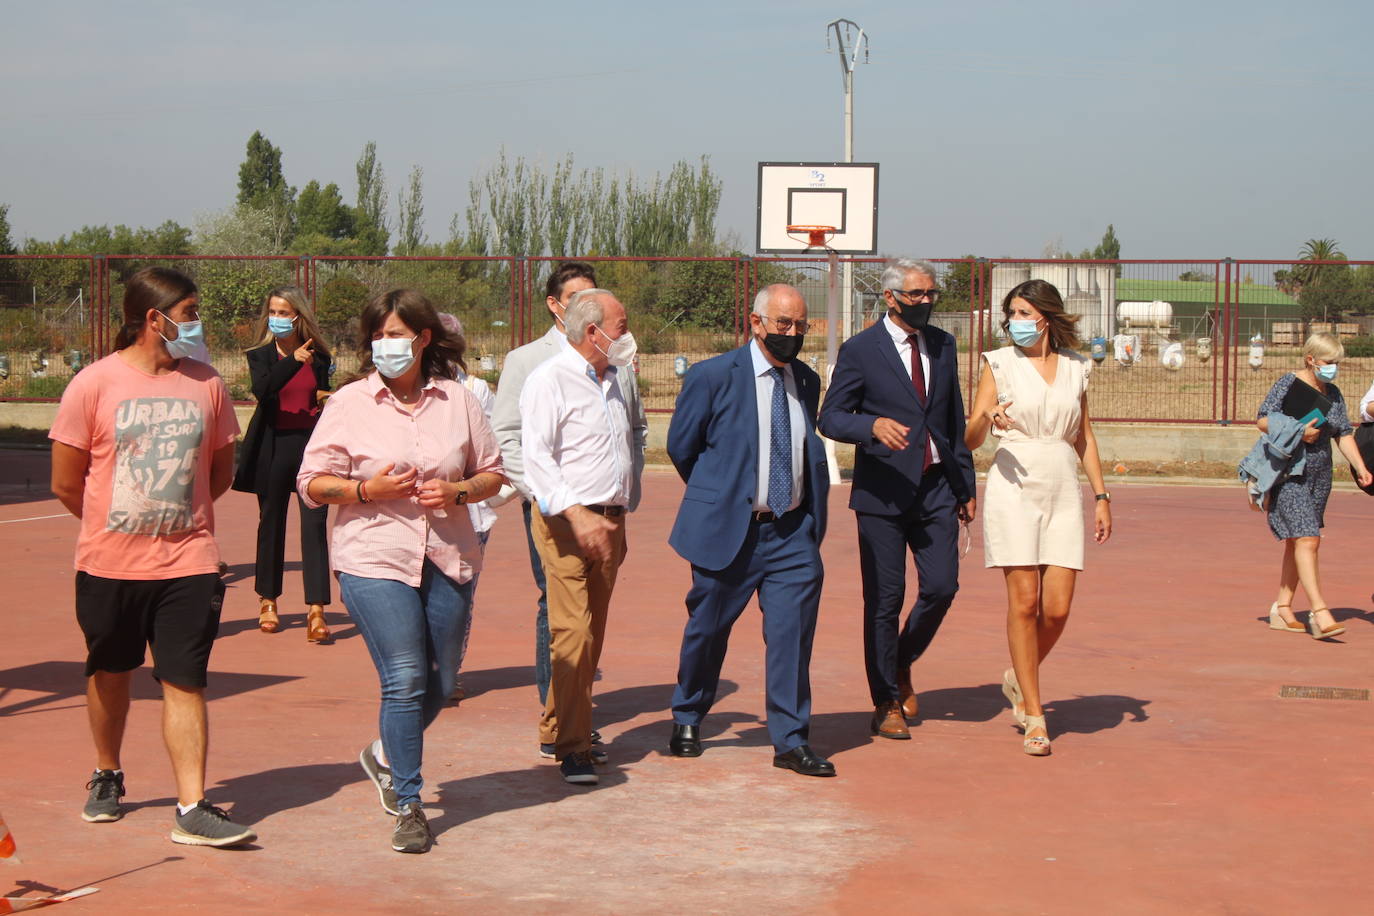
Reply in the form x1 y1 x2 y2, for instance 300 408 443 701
231 286 334 641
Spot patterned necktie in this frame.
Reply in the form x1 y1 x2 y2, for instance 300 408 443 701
767 367 792 515
906 334 933 473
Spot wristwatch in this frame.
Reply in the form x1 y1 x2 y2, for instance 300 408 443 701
454 486 469 505
1095 491 1111 502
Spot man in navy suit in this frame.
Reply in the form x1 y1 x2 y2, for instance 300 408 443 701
818 258 976 741
665 283 834 777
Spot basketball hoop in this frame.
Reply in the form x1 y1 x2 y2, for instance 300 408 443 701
786 224 837 251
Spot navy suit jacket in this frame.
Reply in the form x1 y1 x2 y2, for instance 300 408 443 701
667 343 829 572
818 320 976 515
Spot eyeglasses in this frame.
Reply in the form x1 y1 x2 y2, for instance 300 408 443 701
759 315 810 335
890 287 942 303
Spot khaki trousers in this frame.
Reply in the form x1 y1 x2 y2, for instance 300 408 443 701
530 506 626 757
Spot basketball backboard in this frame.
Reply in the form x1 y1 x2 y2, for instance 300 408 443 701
756 161 879 254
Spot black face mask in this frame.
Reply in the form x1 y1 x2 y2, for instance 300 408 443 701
895 302 934 329
762 332 804 363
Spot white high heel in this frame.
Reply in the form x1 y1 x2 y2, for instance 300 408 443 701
1022 714 1051 756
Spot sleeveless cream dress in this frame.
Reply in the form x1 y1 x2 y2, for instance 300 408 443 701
981 346 1092 570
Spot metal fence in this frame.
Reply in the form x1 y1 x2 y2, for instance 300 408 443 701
2 253 1369 424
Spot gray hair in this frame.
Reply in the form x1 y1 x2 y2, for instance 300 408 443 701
564 288 612 343
753 283 800 316
439 313 464 337
881 258 939 291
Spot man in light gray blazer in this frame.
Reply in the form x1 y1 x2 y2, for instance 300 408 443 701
491 261 647 756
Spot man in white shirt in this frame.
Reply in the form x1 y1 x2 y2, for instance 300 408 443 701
491 262 647 738
519 288 640 785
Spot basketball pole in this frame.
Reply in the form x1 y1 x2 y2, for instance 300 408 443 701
824 244 842 485
827 19 868 344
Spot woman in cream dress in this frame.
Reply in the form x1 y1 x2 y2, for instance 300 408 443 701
966 279 1112 756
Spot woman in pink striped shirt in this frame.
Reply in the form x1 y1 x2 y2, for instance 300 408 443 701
296 289 505 854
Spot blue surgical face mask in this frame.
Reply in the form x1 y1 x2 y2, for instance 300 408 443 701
268 315 296 338
1315 362 1338 382
1008 318 1044 348
159 315 205 360
372 336 417 379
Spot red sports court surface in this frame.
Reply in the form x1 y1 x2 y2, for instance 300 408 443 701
1 449 1371 914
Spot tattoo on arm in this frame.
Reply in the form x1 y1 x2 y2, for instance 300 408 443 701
321 482 346 500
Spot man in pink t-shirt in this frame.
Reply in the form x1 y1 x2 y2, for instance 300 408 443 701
49 267 255 848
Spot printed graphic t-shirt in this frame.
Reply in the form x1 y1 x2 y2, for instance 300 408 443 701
49 353 240 579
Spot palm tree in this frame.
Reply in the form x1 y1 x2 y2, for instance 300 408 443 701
1292 238 1345 289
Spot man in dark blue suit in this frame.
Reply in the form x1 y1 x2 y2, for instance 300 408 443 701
818 258 976 741
665 283 834 777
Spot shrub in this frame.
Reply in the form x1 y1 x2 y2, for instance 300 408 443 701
316 276 370 343
22 374 69 398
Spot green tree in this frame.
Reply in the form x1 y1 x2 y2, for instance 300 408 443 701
237 131 289 209
0 203 15 255
1292 238 1344 293
296 180 354 240
236 131 296 245
1091 224 1120 260
0 203 14 283
316 274 371 342
937 258 986 312
657 260 736 330
395 165 426 256
353 141 389 256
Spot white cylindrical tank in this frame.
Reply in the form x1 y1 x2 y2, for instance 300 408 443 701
1116 300 1173 329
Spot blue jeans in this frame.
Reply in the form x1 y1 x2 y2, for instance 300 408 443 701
339 560 473 808
522 499 552 705
455 528 490 677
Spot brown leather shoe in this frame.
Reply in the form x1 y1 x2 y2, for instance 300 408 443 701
305 605 331 643
258 598 280 634
870 701 911 740
897 667 919 720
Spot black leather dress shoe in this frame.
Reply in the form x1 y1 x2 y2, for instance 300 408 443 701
669 724 702 757
772 745 836 777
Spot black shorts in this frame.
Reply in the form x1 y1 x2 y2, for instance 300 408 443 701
75 571 224 688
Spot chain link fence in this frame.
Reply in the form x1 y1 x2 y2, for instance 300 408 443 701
4 253 1372 423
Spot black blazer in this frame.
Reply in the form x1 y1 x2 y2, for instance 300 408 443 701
231 343 331 494
818 319 976 515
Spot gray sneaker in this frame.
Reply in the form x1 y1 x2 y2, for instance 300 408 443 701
391 804 432 854
170 800 256 847
82 769 125 823
360 743 401 816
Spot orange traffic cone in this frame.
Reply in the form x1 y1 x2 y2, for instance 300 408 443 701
0 810 16 863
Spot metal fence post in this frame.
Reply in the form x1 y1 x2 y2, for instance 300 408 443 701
738 255 752 345
1220 258 1234 424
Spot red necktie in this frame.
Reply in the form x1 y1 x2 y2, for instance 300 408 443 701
907 334 932 472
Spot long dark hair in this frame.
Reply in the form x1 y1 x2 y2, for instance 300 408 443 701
343 288 462 386
1001 279 1081 351
114 267 198 350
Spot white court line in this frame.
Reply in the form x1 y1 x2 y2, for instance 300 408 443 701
0 513 70 524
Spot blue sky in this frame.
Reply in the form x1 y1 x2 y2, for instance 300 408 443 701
4 0 1372 259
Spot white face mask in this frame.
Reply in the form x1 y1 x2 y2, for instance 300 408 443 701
372 336 417 379
594 328 638 367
